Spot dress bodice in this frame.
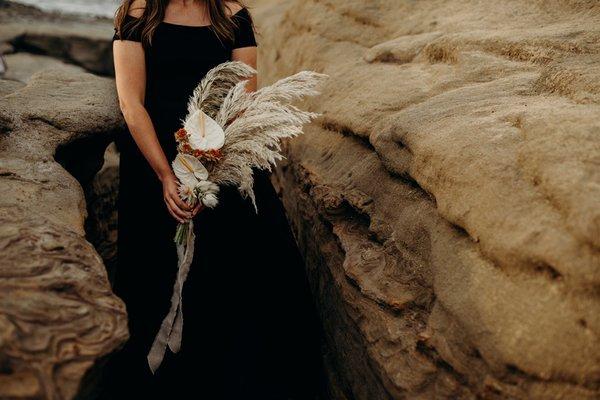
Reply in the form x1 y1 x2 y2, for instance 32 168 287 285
112 7 257 160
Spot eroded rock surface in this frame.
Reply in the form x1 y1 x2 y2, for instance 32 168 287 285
0 69 128 399
0 0 115 75
3 52 85 82
253 0 600 398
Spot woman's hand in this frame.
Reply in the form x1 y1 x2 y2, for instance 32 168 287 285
161 173 193 223
191 202 204 218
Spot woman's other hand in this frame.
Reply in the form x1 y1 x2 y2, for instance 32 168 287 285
192 202 204 218
161 173 193 223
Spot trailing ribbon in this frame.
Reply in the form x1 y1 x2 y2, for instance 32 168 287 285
147 220 196 373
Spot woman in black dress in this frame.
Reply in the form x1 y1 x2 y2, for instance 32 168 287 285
106 1 324 399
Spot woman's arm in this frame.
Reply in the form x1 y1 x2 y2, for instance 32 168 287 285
232 46 257 92
113 29 193 223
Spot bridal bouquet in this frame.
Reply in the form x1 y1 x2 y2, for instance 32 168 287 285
147 61 328 372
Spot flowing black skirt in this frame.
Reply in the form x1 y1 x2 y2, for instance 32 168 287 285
101 132 324 399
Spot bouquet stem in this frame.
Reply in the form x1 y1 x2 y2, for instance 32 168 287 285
174 221 189 245
174 196 197 246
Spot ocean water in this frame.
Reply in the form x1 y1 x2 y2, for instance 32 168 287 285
14 0 120 18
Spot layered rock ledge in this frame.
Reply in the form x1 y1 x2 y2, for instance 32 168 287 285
0 0 115 75
254 0 600 399
0 68 127 398
0 2 126 397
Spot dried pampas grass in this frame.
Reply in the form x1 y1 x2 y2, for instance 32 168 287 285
148 61 328 373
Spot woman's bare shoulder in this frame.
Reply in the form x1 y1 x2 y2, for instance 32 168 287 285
225 1 244 16
128 0 146 18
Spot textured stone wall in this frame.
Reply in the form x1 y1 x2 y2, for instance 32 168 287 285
0 68 128 398
0 0 115 75
253 0 600 398
0 3 126 397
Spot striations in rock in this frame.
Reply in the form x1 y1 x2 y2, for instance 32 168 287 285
0 68 128 399
0 0 115 76
252 0 600 399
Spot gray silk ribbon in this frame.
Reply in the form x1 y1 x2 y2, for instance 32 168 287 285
147 220 195 373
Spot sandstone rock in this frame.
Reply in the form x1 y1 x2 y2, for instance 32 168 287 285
0 1 115 75
0 78 23 97
3 52 85 82
10 29 115 76
253 0 600 398
0 41 13 55
0 69 128 399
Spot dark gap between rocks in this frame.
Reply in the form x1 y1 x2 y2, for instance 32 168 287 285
54 134 117 279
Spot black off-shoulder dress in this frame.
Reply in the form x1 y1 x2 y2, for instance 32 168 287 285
105 8 324 400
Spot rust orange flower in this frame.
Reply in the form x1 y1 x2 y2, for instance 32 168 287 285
173 127 223 163
175 128 188 141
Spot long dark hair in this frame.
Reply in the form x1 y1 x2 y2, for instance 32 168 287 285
114 0 252 47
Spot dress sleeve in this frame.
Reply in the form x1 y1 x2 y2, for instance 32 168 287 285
113 14 143 42
231 8 257 49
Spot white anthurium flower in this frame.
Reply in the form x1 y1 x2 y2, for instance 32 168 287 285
172 153 209 188
183 109 225 151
